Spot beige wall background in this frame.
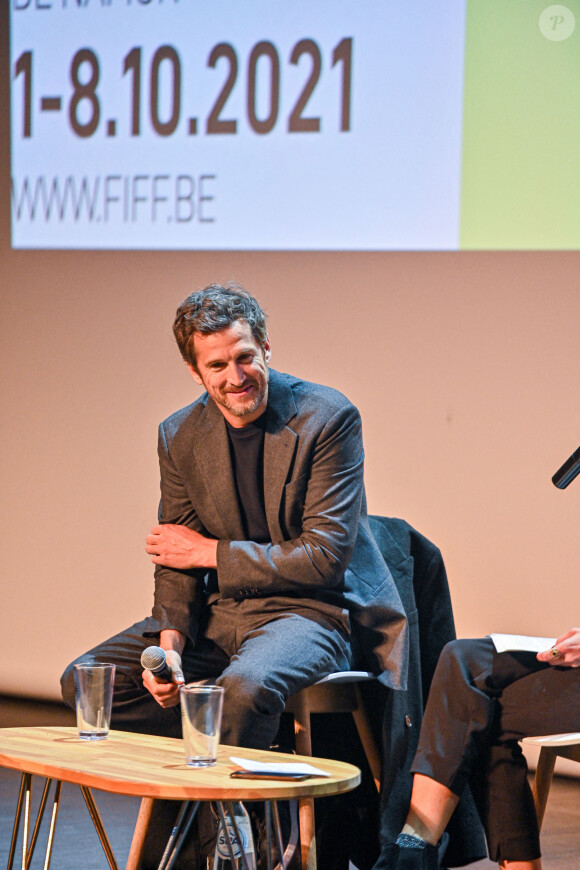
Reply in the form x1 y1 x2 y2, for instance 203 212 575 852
1 14 579 701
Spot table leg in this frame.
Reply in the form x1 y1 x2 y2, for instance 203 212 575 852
6 775 63 870
158 801 199 870
6 773 29 870
25 777 52 868
264 802 273 870
21 774 32 870
271 801 288 870
126 797 155 870
40 780 62 870
80 786 119 870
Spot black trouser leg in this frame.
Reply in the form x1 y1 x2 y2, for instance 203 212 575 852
412 637 580 862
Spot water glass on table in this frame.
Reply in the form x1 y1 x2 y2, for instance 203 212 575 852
73 662 116 740
180 684 224 767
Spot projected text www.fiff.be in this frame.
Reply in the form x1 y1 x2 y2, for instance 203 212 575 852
11 174 217 223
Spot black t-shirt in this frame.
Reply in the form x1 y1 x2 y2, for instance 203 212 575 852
225 414 269 543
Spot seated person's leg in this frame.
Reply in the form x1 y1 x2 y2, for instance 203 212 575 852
214 611 353 750
482 662 580 866
410 638 500 797
373 640 495 869
374 639 567 870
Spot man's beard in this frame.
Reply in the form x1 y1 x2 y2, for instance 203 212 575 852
217 372 268 418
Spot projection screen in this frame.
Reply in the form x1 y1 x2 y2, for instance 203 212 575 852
10 0 580 251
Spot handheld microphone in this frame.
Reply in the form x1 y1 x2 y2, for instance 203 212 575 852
140 645 173 682
552 445 580 489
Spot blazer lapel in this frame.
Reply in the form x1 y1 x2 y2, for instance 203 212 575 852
263 372 298 540
193 397 245 540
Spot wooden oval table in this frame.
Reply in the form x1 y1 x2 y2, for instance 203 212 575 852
0 726 360 870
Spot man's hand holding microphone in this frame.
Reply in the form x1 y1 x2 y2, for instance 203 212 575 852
141 629 186 708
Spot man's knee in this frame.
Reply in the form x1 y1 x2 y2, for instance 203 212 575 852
60 651 110 709
439 638 489 672
60 661 77 709
219 671 284 718
218 671 285 748
59 619 154 710
60 650 144 711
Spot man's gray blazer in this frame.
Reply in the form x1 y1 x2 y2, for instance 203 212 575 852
150 369 408 690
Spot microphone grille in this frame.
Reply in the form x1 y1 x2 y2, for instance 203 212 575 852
141 645 166 670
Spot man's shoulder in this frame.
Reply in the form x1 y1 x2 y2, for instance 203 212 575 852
270 369 357 416
158 394 207 442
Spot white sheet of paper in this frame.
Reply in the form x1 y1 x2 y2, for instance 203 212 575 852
230 757 330 777
488 634 557 654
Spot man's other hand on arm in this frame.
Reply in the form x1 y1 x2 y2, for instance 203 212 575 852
145 524 218 570
142 629 186 708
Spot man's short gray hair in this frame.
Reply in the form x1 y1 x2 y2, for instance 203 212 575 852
173 283 268 369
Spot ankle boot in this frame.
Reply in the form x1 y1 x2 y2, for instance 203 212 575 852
370 843 398 869
394 841 440 869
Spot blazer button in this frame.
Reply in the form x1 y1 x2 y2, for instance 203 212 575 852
405 715 413 728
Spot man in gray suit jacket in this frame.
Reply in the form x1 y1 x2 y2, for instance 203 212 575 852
62 283 407 755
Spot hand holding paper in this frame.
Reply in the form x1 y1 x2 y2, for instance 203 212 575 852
536 627 580 667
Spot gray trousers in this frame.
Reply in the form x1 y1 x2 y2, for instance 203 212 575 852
411 637 580 863
61 597 353 750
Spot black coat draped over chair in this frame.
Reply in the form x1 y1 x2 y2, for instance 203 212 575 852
302 516 487 869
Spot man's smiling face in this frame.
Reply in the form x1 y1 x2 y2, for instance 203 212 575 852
188 319 271 427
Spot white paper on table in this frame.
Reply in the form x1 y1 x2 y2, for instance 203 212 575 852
488 634 557 654
230 757 331 777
